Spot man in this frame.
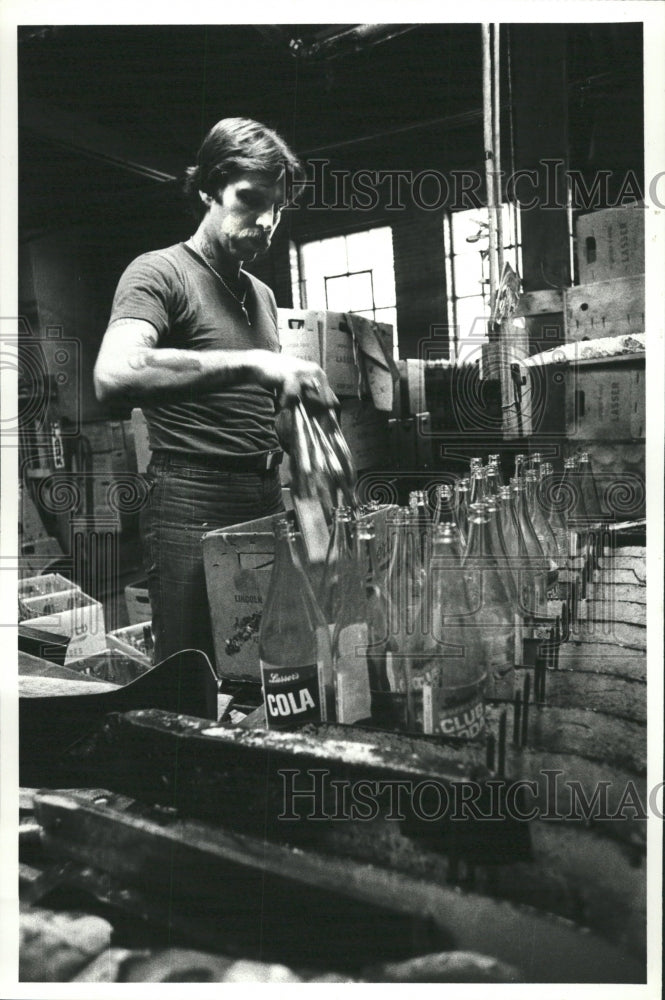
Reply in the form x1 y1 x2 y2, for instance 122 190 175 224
94 117 334 666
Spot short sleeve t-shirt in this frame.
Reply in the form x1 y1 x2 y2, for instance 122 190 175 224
108 242 282 457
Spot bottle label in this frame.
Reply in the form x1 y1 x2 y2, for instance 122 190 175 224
260 661 322 729
334 622 372 725
434 689 485 739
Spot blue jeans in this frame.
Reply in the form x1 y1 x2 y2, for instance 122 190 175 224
141 452 284 668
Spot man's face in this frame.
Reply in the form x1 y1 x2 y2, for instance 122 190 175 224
203 171 286 263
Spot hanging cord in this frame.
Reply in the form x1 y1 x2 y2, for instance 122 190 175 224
482 24 498 311
506 27 520 270
492 23 504 275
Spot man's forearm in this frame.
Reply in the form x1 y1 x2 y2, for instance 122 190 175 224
95 347 274 406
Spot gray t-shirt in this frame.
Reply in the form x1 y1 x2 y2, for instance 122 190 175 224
108 242 281 456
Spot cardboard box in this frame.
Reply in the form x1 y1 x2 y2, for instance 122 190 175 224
202 506 396 681
124 579 151 626
576 204 645 284
322 311 363 397
67 647 150 685
19 537 64 577
20 588 106 663
107 620 154 666
345 315 396 412
565 276 644 342
388 412 434 470
277 308 395 410
202 513 279 680
339 399 392 471
277 309 323 366
19 573 78 599
565 357 645 440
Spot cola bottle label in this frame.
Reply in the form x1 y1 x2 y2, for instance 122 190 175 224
260 661 322 729
433 687 485 739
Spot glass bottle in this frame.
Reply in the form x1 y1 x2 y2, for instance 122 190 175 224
259 517 332 729
514 453 527 481
463 503 515 696
538 462 569 567
529 452 543 481
318 506 354 625
384 508 424 730
408 489 432 570
454 477 470 547
485 463 501 499
469 468 486 506
350 521 396 727
432 483 462 542
559 457 588 558
577 451 603 576
524 468 560 569
419 522 487 739
488 454 504 488
502 485 546 618
484 491 519 610
513 478 549 612
578 452 603 522
330 522 373 726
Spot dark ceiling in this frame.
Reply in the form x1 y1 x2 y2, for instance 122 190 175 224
18 23 643 237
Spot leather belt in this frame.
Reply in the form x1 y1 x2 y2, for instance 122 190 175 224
151 449 283 472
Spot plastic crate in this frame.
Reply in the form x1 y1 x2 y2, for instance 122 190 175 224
107 621 154 666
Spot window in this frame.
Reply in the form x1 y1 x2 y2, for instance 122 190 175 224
444 204 522 363
292 227 397 337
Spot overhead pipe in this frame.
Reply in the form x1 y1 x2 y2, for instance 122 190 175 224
482 24 499 307
290 24 419 61
493 24 504 275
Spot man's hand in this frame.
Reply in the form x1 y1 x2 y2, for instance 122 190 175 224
252 351 338 411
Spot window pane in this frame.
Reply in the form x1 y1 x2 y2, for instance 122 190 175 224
326 271 373 312
374 307 397 341
298 227 397 333
455 296 489 364
452 251 488 298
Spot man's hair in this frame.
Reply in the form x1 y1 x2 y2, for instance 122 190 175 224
183 117 303 220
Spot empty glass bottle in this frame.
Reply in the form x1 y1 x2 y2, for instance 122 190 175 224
525 468 560 569
538 462 569 566
330 522 373 725
512 478 549 614
408 489 432 569
488 454 504 488
432 483 463 543
259 517 332 729
462 503 515 695
385 508 424 729
454 477 470 547
418 522 487 739
349 521 396 727
318 506 354 625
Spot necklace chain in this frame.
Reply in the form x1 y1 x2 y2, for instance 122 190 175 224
189 239 251 326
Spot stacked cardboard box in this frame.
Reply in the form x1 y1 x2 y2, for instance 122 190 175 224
19 572 106 663
278 309 397 472
202 506 396 681
568 205 645 343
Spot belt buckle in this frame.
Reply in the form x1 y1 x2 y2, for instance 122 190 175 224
265 448 282 471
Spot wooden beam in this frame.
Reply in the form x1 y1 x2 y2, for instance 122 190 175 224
21 99 181 182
